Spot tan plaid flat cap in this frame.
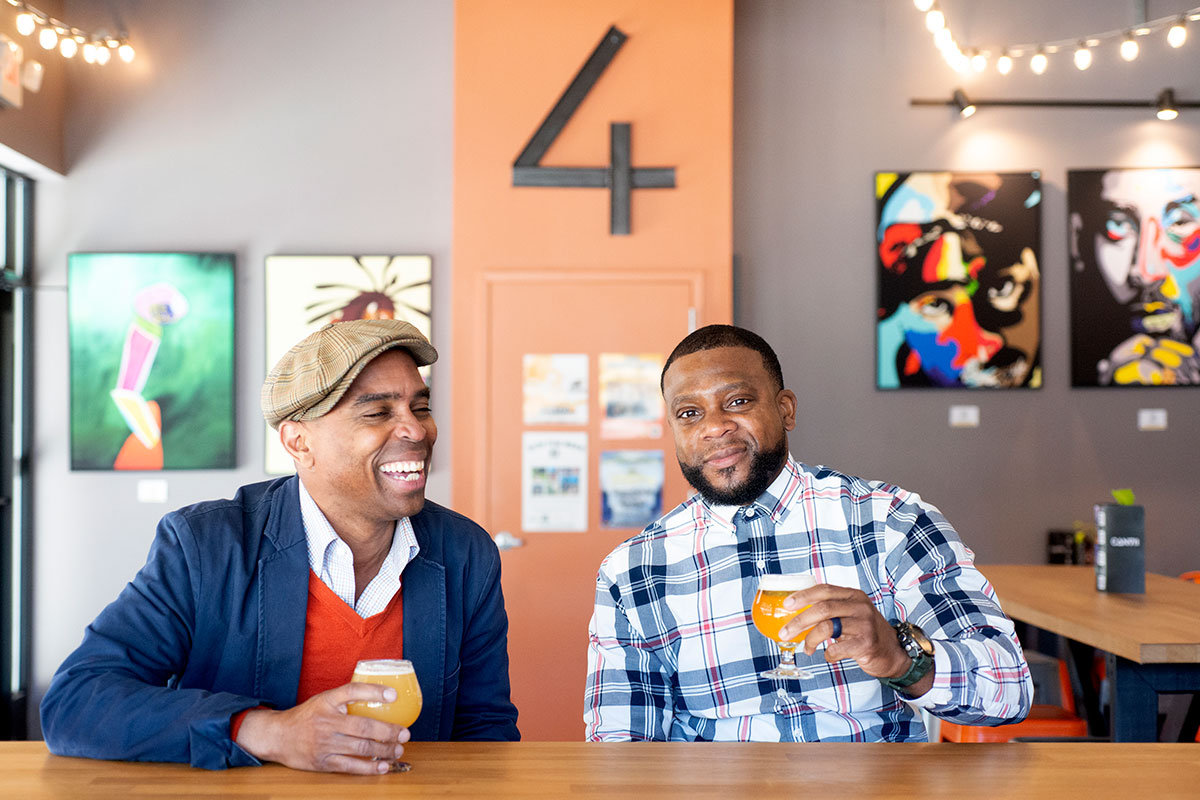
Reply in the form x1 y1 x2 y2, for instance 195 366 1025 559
261 319 438 428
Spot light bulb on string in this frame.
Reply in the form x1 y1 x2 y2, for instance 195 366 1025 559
15 12 35 36
118 42 135 63
1168 18 1187 48
1073 42 1092 70
1120 33 1139 61
997 52 1013 74
59 35 77 58
925 9 945 33
82 41 96 63
94 42 111 64
970 50 987 72
1030 50 1048 74
913 0 934 12
934 27 952 50
38 26 57 50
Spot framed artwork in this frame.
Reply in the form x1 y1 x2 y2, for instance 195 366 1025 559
67 252 236 470
1068 168 1200 387
875 171 1042 389
264 255 432 473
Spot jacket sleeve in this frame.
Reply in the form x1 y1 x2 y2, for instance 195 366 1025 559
881 494 1034 726
40 512 264 769
449 538 520 741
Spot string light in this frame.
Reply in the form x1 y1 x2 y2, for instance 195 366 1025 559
1073 42 1092 70
6 1 135 66
1167 18 1187 48
916 4 1200 75
1120 33 1140 61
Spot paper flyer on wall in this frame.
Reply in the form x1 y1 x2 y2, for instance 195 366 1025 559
600 450 664 529
523 354 589 424
521 432 588 532
599 353 663 439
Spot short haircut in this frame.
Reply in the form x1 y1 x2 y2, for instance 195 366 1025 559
660 324 785 392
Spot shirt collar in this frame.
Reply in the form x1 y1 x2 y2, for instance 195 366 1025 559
296 478 419 579
699 453 803 528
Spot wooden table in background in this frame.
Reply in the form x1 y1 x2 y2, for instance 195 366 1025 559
3 741 1200 799
982 564 1200 742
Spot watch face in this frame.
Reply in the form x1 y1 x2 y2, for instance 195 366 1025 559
900 622 935 657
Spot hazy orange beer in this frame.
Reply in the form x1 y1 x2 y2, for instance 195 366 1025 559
347 658 423 728
752 574 817 679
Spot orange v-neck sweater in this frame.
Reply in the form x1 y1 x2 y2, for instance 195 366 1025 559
295 571 405 704
231 572 404 743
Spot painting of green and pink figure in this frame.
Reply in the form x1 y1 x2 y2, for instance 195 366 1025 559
68 252 235 470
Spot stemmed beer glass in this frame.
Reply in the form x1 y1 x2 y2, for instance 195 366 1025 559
751 573 817 679
346 658 423 772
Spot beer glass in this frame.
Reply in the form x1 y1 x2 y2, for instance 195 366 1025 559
752 573 817 679
347 658 422 771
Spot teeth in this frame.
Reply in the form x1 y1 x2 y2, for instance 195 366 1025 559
380 460 424 474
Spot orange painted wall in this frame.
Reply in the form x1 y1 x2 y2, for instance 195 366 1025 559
452 0 733 738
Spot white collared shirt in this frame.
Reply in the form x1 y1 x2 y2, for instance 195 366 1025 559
298 479 420 618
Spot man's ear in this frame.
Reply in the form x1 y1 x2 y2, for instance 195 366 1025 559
777 388 797 433
278 420 314 469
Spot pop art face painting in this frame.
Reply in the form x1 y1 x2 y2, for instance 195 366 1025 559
876 171 1042 389
1070 168 1200 386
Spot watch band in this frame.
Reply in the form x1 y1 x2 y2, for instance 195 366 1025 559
880 622 935 692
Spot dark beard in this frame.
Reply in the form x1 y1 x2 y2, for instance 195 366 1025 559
679 436 788 506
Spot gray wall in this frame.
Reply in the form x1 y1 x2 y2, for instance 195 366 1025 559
735 1 1199 570
29 0 455 734
22 0 1200 735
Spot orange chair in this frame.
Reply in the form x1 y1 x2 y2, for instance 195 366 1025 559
940 654 1089 742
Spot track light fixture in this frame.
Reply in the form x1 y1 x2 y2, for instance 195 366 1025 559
1156 88 1179 120
952 88 976 118
913 87 1193 121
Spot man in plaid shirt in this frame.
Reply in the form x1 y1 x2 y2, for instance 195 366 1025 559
585 325 1032 742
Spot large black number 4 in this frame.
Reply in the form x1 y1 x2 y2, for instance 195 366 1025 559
512 26 676 235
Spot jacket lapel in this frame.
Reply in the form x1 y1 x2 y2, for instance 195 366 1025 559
402 552 446 740
255 477 310 706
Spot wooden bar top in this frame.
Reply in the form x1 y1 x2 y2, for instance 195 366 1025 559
3 741 1200 799
981 564 1200 663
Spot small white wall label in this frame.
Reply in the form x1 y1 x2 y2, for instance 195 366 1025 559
949 405 980 428
1137 408 1167 431
137 479 169 504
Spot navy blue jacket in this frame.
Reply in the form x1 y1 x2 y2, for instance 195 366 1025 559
40 477 519 768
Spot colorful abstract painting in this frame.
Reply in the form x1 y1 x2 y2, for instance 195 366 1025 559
68 253 235 470
875 171 1042 389
1068 168 1200 386
264 255 433 473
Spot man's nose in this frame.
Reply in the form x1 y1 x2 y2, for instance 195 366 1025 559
390 412 428 442
1134 217 1169 282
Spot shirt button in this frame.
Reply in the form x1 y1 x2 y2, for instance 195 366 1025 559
756 559 767 571
744 507 756 518
776 688 788 699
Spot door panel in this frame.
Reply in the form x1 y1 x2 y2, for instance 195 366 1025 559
483 270 701 740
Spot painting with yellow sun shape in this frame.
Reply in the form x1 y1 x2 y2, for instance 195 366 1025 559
263 254 432 473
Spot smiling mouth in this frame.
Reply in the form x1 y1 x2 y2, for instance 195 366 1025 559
705 447 747 470
380 459 425 482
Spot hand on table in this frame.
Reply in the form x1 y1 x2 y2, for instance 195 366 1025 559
778 584 925 689
235 682 410 774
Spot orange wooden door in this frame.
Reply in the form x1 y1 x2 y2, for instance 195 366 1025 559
481 270 702 740
452 0 732 740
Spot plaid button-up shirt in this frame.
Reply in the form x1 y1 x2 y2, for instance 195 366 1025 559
585 456 1032 742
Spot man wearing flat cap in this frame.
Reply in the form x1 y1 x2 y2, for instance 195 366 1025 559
41 320 519 772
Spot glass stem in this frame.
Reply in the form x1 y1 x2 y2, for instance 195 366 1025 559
778 644 797 669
